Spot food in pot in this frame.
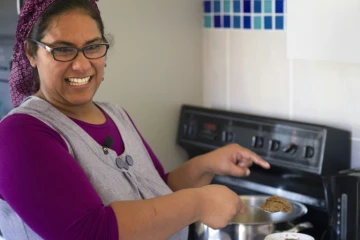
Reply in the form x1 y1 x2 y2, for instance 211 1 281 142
261 195 292 213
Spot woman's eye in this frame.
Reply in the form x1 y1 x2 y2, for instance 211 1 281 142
86 45 101 51
55 48 75 54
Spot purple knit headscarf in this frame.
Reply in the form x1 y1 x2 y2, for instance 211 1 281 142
9 0 100 107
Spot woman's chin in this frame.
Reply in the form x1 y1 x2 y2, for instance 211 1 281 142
65 95 94 106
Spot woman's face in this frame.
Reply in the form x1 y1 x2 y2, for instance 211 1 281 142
28 9 106 107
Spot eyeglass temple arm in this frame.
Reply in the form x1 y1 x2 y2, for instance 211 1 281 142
30 39 52 53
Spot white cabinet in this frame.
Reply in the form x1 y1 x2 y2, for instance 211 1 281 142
287 0 360 63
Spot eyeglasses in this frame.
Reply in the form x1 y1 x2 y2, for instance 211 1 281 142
29 39 110 62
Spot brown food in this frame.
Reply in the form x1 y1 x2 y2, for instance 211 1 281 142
261 195 292 213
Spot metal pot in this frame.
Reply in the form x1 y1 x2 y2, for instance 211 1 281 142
264 232 314 240
193 195 309 240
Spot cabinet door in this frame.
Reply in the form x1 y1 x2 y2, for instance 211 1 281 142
0 0 20 37
287 0 360 63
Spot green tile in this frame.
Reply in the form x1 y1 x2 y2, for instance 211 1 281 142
264 0 272 13
204 15 212 28
223 0 231 13
254 16 262 29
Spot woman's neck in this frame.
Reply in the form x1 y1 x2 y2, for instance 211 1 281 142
35 91 106 124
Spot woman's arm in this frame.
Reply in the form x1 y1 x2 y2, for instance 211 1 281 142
124 111 270 196
0 114 246 240
110 184 244 240
0 114 118 239
167 143 271 191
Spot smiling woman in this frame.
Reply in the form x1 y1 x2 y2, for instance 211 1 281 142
0 0 271 240
23 7 107 108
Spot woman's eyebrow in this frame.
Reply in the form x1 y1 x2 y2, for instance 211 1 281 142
85 37 103 45
50 40 75 46
50 37 103 47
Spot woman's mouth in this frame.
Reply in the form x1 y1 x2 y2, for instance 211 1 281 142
66 76 91 86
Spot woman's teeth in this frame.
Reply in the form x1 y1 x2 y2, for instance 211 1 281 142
67 77 91 86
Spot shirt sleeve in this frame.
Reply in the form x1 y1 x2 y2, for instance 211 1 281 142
0 114 118 240
123 110 169 183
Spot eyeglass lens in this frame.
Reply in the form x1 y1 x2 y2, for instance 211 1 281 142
53 44 108 61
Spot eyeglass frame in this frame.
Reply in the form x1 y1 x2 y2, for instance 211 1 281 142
28 39 110 62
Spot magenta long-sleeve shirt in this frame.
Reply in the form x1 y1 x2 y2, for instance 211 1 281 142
0 110 168 239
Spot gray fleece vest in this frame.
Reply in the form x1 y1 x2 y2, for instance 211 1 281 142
0 96 188 240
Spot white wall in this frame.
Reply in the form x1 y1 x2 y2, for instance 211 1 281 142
96 1 203 171
203 29 360 169
291 60 360 168
203 30 289 119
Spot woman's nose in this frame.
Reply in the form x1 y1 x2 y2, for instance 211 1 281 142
71 52 91 72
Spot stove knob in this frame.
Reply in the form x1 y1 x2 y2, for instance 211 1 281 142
252 136 264 148
226 131 235 142
269 140 280 151
282 143 298 154
304 146 314 158
187 124 197 137
183 124 188 135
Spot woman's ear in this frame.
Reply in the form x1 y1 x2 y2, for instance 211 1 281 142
24 40 37 68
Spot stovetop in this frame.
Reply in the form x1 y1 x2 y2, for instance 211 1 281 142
213 167 327 209
176 105 351 240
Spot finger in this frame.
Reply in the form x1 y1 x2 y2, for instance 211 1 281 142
236 147 270 169
238 161 252 168
228 166 250 177
236 197 241 212
239 198 247 214
240 205 247 214
237 159 253 167
251 155 270 169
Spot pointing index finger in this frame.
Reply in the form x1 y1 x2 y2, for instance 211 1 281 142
237 145 271 169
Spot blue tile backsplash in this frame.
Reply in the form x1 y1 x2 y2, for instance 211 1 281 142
203 0 286 30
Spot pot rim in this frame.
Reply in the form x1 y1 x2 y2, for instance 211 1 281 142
264 232 315 240
229 195 308 225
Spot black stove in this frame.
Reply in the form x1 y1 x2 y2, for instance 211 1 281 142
176 105 351 240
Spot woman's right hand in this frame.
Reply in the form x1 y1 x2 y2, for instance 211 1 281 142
197 184 246 229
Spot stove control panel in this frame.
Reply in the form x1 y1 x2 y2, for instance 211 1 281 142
177 105 351 175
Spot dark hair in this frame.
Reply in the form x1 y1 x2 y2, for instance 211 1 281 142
27 0 107 84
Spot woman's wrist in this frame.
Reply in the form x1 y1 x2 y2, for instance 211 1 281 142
187 187 204 223
192 154 215 180
167 153 217 191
